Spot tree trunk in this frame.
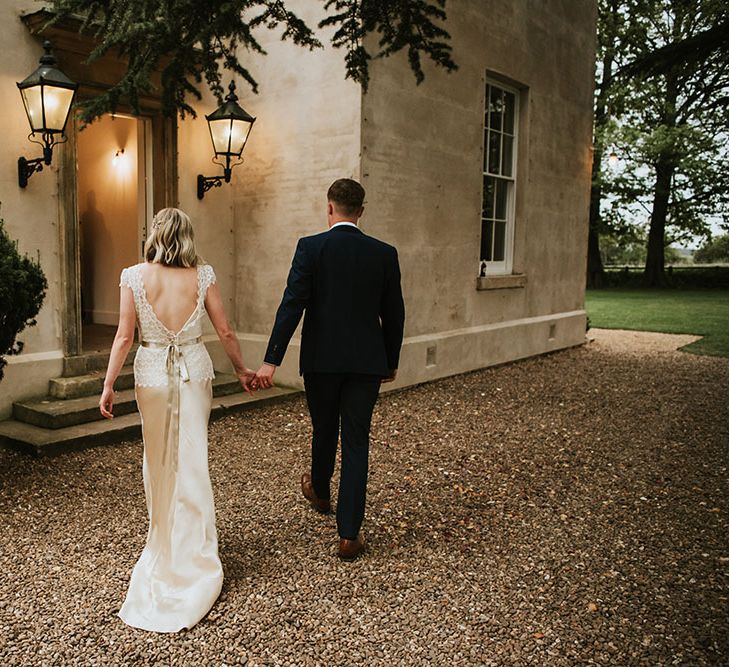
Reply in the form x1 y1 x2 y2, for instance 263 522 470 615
644 159 675 286
587 144 606 288
643 8 682 288
585 2 617 289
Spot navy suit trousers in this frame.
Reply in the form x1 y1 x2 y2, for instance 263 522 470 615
303 372 381 540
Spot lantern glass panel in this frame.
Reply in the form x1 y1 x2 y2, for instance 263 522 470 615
228 118 252 155
20 84 74 133
209 118 230 155
209 118 252 157
42 85 75 131
20 86 44 133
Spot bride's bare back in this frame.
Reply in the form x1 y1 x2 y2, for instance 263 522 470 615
140 261 198 334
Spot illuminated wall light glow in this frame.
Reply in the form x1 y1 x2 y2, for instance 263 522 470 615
112 147 133 178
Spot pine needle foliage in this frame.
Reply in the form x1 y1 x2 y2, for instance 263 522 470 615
320 0 456 90
47 0 456 123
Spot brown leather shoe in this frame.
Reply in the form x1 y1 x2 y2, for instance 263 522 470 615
338 533 366 561
301 473 331 514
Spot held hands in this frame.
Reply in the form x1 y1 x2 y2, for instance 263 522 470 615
255 363 276 390
236 363 276 394
236 368 258 395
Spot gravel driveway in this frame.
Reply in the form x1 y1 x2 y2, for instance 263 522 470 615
1 329 727 666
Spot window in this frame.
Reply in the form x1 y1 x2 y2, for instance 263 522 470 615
480 80 519 275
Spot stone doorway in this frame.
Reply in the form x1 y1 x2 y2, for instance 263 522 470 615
76 112 153 353
19 10 180 371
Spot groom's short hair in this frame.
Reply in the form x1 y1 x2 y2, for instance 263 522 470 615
327 179 365 216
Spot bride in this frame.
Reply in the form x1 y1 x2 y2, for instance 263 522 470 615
99 207 257 632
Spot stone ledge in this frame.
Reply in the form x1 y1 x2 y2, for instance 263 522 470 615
13 372 244 430
0 386 301 457
476 273 528 290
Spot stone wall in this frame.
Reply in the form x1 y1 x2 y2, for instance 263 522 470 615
359 0 596 387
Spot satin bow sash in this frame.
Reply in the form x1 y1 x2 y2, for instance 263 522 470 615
140 336 202 471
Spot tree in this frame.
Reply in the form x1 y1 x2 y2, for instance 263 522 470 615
587 0 614 288
47 0 457 123
0 218 48 383
607 0 729 286
588 0 644 287
599 224 648 265
600 233 647 266
694 234 729 263
620 11 729 81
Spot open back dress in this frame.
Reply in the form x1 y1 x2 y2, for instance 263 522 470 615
117 261 223 633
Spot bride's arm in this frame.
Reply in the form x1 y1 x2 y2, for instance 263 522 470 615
100 285 136 418
204 282 256 392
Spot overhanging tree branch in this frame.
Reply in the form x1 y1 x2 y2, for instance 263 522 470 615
618 16 729 79
46 0 456 122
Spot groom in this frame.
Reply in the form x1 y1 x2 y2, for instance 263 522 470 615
255 178 405 560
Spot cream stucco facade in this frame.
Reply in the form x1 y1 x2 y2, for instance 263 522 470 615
0 0 596 420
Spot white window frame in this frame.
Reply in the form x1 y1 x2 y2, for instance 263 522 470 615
480 79 519 276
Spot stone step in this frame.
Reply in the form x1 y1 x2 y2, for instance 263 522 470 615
86 346 138 372
0 386 300 457
62 344 139 376
13 373 244 430
49 365 135 399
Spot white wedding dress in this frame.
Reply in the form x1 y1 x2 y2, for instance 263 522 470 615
117 262 223 633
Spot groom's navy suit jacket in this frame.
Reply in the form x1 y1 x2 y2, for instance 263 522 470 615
264 224 405 377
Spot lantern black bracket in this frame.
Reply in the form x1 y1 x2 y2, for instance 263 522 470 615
197 168 232 200
19 156 45 188
18 144 53 188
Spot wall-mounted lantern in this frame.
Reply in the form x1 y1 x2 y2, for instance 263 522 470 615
197 80 256 199
16 40 78 188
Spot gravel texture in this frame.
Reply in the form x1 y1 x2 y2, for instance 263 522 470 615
1 329 727 666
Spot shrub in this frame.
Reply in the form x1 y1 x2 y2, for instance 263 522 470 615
599 265 729 289
694 235 729 264
0 216 48 382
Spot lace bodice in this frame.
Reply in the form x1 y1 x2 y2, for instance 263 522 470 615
119 262 217 386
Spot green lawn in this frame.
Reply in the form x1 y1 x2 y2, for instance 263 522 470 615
585 289 729 358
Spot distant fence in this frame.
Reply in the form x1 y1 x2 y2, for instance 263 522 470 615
601 265 729 289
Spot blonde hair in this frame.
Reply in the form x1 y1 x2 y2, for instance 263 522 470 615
144 207 202 267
